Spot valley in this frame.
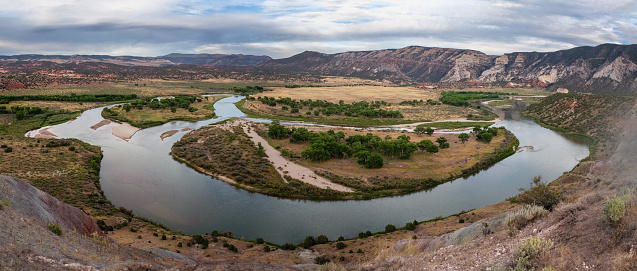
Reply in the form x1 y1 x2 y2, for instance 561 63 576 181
0 44 634 270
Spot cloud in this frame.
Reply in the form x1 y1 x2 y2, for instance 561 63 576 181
0 0 634 58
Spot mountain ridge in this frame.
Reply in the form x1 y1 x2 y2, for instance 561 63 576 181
2 43 637 93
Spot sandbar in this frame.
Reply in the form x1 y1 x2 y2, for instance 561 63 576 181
112 123 140 141
90 120 112 130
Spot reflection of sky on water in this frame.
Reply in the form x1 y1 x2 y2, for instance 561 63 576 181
30 96 589 244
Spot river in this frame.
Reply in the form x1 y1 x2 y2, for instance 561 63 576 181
29 96 589 244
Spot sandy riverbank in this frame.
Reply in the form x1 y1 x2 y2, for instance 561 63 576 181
26 127 58 139
238 120 354 193
112 123 140 141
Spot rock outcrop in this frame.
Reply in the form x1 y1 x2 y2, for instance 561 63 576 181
260 43 637 94
0 175 102 236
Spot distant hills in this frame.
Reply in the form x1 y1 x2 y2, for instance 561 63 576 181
2 43 637 93
0 53 272 67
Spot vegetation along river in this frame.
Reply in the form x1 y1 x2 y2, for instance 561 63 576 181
30 95 589 244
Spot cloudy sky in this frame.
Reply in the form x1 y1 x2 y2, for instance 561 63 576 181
0 0 635 58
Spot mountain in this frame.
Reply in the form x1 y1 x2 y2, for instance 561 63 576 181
259 46 493 83
0 53 271 67
260 44 637 93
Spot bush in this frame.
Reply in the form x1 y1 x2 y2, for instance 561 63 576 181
603 195 626 222
303 236 317 248
513 236 553 271
511 176 561 211
317 235 329 244
336 242 346 249
256 237 265 244
405 222 416 230
385 224 396 233
506 205 549 233
4 147 12 153
314 255 331 265
263 245 271 252
228 244 238 253
357 248 363 253
337 236 345 241
161 234 167 240
281 243 296 250
48 224 62 236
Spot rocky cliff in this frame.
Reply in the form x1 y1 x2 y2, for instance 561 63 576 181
259 46 493 83
260 44 637 93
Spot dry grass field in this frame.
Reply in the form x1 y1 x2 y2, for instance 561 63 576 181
243 85 488 123
254 85 438 104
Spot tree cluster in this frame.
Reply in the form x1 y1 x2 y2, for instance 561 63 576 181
473 126 499 143
257 96 402 118
0 94 137 104
439 91 505 106
268 123 454 169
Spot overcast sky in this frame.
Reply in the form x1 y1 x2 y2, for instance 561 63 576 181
0 0 635 58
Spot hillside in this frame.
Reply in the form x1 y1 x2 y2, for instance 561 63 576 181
260 44 637 93
358 93 637 270
0 53 271 67
3 44 637 94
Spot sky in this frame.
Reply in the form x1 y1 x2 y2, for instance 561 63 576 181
0 0 635 58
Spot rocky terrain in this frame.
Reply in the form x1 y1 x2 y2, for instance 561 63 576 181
3 43 637 94
260 44 637 93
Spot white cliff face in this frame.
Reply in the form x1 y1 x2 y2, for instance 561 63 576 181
440 55 492 82
592 56 637 82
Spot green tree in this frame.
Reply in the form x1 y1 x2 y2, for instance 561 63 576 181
355 151 371 166
425 127 435 136
436 137 449 148
458 133 470 145
365 153 384 169
425 143 439 154
268 120 289 139
385 224 396 233
414 126 426 136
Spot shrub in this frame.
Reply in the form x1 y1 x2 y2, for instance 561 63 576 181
48 224 62 236
281 243 296 250
506 205 549 233
603 195 626 222
303 236 317 248
228 244 238 253
315 255 331 265
357 248 363 253
256 237 264 244
161 234 167 240
317 235 329 244
336 242 346 249
385 224 396 233
337 236 345 241
358 232 367 238
511 176 561 211
263 245 271 252
405 222 416 230
513 236 553 270
4 147 12 153
153 232 158 237
177 242 182 247
68 146 75 151
137 235 142 239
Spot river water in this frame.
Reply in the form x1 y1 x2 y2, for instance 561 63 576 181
32 96 589 244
